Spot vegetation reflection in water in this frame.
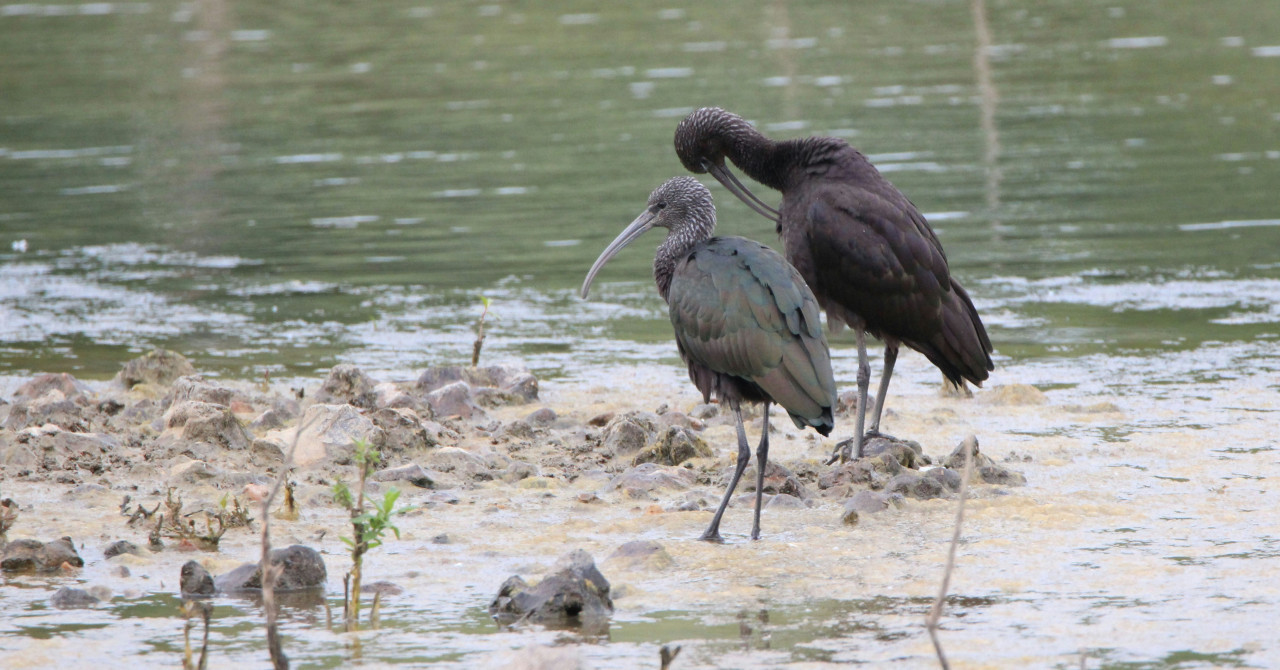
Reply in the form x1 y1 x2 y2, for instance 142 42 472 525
0 0 1277 379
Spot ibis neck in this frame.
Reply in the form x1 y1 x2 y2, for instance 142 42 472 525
653 213 716 301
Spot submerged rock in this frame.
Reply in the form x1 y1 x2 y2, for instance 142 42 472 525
212 545 327 593
180 560 215 596
115 349 198 389
50 586 100 609
1 537 84 573
489 549 613 628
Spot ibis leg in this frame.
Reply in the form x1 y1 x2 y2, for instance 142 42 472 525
750 402 771 541
700 407 751 543
833 328 871 463
868 342 898 435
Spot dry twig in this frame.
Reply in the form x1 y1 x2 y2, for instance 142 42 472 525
926 437 977 669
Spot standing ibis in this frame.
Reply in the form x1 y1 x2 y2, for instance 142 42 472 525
581 177 836 542
675 107 994 462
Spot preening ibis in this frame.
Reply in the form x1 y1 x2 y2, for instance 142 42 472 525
581 177 836 542
675 107 994 462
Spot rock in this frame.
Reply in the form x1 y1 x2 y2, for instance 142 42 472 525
765 493 807 509
214 545 327 592
818 452 903 491
2 425 117 470
3 390 87 432
50 587 100 609
1 537 84 573
180 560 215 596
431 533 452 544
689 404 719 420
600 412 658 458
982 384 1047 406
115 349 198 389
843 490 897 515
841 506 859 526
423 381 484 419
364 580 404 597
495 419 536 442
489 549 613 627
372 463 439 489
261 404 385 467
586 412 614 427
14 373 92 400
632 426 711 466
887 472 945 500
424 446 495 481
525 408 557 425
163 376 233 412
104 540 142 559
162 400 251 450
248 408 289 433
374 382 424 412
925 467 963 491
604 463 696 494
741 460 809 499
371 407 435 451
169 459 221 483
861 434 924 468
502 460 538 483
605 540 674 570
979 465 1027 486
315 364 378 409
416 365 539 407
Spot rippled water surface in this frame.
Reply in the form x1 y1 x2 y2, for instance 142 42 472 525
2 0 1279 668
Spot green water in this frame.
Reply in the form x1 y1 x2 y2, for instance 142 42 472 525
1 0 1277 382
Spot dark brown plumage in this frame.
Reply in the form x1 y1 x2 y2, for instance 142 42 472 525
581 177 835 542
675 107 993 461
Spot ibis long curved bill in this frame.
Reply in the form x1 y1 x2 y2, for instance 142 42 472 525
704 159 781 222
580 209 658 299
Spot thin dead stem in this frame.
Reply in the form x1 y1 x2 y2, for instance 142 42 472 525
260 415 315 670
927 438 976 670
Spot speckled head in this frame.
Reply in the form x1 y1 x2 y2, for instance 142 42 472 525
674 107 754 174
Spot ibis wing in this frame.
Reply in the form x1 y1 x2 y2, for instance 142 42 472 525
667 238 835 418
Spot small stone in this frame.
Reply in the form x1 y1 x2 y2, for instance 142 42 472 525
364 580 404 597
488 549 613 627
162 400 251 450
372 463 438 489
689 404 719 420
50 587 100 609
601 412 659 457
180 560 215 596
525 408 557 425
14 373 92 400
424 381 484 419
979 465 1028 486
605 463 697 494
248 408 289 432
841 506 860 526
1 537 83 573
371 407 435 451
844 490 893 515
163 376 234 412
887 472 945 500
765 492 806 509
982 384 1048 406
315 364 378 409
586 412 614 427
262 404 386 467
605 540 674 570
632 426 711 466
104 540 142 560
115 349 198 389
431 533 451 544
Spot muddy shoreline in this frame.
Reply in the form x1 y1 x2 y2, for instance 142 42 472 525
2 349 1277 668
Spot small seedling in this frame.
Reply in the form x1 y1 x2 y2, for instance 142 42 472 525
471 295 491 367
332 439 412 632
